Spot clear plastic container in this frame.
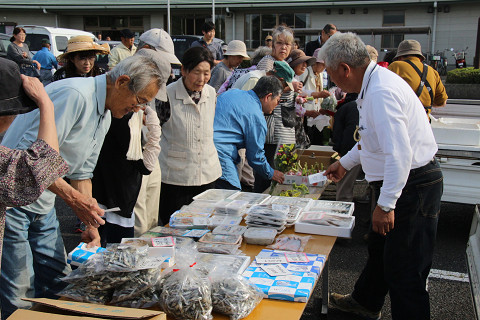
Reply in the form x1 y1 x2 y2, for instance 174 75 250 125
196 243 242 255
209 216 243 228
212 225 247 237
227 192 270 206
247 204 289 220
266 196 313 210
214 200 249 216
198 233 243 246
308 200 354 216
243 227 277 245
193 189 239 202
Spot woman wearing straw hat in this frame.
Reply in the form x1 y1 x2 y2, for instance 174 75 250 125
208 40 250 92
53 35 110 81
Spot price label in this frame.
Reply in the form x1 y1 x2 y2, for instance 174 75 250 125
256 256 287 264
261 264 291 277
285 252 309 263
151 236 175 247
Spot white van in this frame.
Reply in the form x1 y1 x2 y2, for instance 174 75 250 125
18 25 97 58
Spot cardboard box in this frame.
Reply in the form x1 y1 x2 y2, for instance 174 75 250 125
9 298 165 320
296 149 337 172
283 172 327 187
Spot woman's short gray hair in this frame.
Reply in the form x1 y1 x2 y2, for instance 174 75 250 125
318 32 370 70
107 55 163 93
272 25 294 45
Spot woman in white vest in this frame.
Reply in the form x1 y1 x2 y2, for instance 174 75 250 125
158 46 221 225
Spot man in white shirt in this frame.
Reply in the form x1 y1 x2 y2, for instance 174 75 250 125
108 28 137 69
320 33 443 320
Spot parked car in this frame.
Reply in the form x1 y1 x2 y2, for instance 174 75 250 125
18 25 97 58
0 33 10 58
171 35 225 79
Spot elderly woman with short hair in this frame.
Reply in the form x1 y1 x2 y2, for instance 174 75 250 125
254 25 298 192
158 46 221 225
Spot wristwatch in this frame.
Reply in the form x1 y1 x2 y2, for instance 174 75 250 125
378 205 393 213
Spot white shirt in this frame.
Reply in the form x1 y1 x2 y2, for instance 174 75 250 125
340 61 437 208
232 70 267 91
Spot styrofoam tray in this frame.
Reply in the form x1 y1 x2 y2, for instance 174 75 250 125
308 200 354 216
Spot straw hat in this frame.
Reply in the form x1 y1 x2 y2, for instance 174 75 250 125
57 35 110 62
224 40 250 59
393 39 425 61
286 49 316 68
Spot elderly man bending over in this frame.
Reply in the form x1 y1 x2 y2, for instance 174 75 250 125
0 54 166 319
214 76 285 190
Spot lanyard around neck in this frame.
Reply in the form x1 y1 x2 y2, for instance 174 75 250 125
360 64 377 99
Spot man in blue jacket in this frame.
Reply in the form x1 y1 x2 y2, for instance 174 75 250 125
214 76 285 190
32 39 58 86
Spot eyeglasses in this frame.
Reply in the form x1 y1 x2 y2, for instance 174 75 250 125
135 93 149 108
266 39 272 42
275 41 291 48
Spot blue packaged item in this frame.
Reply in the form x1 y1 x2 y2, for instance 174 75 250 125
67 242 107 266
242 249 326 302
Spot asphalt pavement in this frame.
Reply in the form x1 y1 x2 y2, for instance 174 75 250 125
56 180 476 320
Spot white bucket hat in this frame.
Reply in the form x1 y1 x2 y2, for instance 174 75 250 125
224 40 250 59
139 28 181 65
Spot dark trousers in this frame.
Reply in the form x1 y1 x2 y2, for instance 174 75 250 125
98 221 134 247
352 159 443 320
215 178 241 190
253 144 276 193
158 182 215 226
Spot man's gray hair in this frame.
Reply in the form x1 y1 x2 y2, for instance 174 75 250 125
107 55 163 93
252 76 283 99
318 32 370 70
251 46 272 66
272 25 294 46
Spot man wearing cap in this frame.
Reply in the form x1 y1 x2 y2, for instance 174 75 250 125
209 40 250 92
214 76 285 190
191 21 224 65
32 39 58 86
133 28 182 236
0 54 168 319
388 39 448 118
320 32 442 320
305 23 337 57
108 28 137 69
265 35 273 48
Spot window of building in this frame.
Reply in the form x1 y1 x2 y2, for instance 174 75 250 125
166 14 226 40
381 10 404 50
245 13 310 49
83 16 144 40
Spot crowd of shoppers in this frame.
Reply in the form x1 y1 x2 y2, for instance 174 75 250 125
1 20 448 320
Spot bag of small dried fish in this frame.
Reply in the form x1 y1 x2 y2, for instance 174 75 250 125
211 272 263 319
159 248 213 320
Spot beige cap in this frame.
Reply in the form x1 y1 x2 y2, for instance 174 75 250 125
265 35 273 41
366 45 378 62
135 49 172 102
57 35 110 62
139 28 181 65
224 40 250 59
394 39 425 61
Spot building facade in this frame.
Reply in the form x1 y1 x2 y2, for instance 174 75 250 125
0 0 478 66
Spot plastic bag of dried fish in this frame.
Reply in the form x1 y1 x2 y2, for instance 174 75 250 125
211 273 263 319
57 283 113 304
266 234 311 252
110 268 162 304
97 243 149 272
159 265 213 320
114 286 161 309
